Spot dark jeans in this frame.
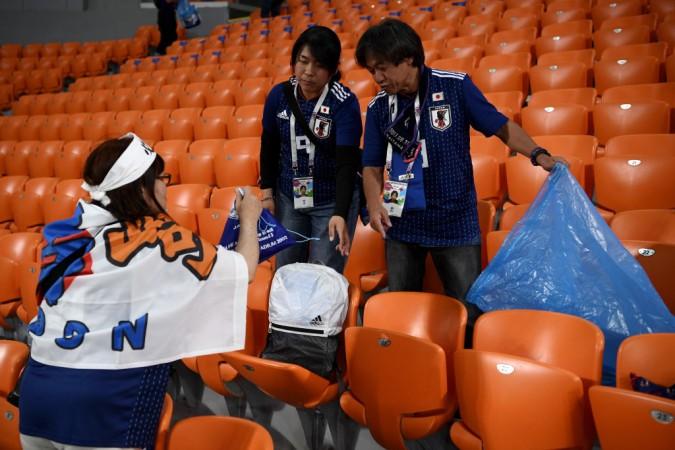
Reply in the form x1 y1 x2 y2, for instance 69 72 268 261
385 239 483 325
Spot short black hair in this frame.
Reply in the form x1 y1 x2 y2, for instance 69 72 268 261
356 19 425 68
84 137 166 224
291 26 342 76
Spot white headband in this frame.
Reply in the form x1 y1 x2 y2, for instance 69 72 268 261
82 133 157 206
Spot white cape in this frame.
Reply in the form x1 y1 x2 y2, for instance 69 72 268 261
30 201 248 369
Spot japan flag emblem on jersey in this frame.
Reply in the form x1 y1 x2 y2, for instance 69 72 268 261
313 116 332 138
429 105 451 131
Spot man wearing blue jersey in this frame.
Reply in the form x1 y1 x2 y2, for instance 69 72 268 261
357 19 565 325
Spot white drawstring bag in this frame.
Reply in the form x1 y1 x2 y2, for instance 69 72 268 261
263 263 349 377
268 263 349 336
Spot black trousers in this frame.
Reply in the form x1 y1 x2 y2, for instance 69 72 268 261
385 239 483 326
156 7 177 55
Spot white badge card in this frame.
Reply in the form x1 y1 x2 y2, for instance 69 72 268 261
293 177 314 209
383 181 407 217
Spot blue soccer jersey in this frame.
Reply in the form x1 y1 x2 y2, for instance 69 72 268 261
19 358 170 448
261 78 362 205
363 67 508 246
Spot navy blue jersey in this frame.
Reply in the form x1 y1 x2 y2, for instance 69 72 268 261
261 78 362 205
19 358 170 448
363 67 508 246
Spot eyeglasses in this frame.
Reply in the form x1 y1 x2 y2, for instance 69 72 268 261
157 174 172 185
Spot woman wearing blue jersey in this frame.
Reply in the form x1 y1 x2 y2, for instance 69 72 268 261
259 26 363 273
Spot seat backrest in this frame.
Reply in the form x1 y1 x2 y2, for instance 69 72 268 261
602 83 675 108
528 86 597 109
616 332 675 390
521 103 588 135
364 292 467 391
592 102 671 146
474 310 604 389
472 153 501 201
620 241 675 315
611 210 675 244
505 155 584 205
594 56 660 95
472 65 525 96
454 349 586 450
529 61 587 92
605 133 675 159
589 386 675 450
343 221 387 295
344 327 449 450
594 155 675 212
0 340 28 396
213 153 258 188
227 105 263 139
167 416 273 450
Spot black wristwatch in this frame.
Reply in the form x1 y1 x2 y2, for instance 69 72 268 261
530 147 551 166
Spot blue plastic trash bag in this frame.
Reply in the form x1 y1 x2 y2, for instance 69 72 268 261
177 0 201 29
220 207 296 263
467 164 675 384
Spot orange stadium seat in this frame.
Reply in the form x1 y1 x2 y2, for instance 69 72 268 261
529 87 597 110
540 20 593 39
484 39 532 56
167 416 273 450
430 57 478 74
28 141 62 178
479 52 531 72
490 27 538 45
341 292 466 450
471 153 502 204
228 105 263 139
452 309 603 450
11 177 59 232
6 141 37 176
604 133 675 158
594 56 660 95
155 139 190 185
529 62 587 92
591 0 642 29
521 104 588 135
166 183 212 232
594 155 675 214
590 333 675 450
593 25 651 60
611 209 675 245
534 33 588 58
505 154 584 205
18 115 47 142
54 141 91 180
593 102 671 145
472 64 527 97
0 340 29 450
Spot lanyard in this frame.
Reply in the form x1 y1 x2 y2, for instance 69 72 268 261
290 81 330 176
385 91 422 176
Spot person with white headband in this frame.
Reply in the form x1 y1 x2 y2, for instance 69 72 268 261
18 133 262 450
259 26 363 274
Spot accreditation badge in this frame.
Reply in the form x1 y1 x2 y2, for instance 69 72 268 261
293 177 314 209
383 180 408 218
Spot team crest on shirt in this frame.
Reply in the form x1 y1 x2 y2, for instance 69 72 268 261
313 116 332 139
429 105 451 131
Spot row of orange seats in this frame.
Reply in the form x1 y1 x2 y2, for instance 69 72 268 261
3 85 673 145
1 135 671 230
0 106 262 144
12 80 270 113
